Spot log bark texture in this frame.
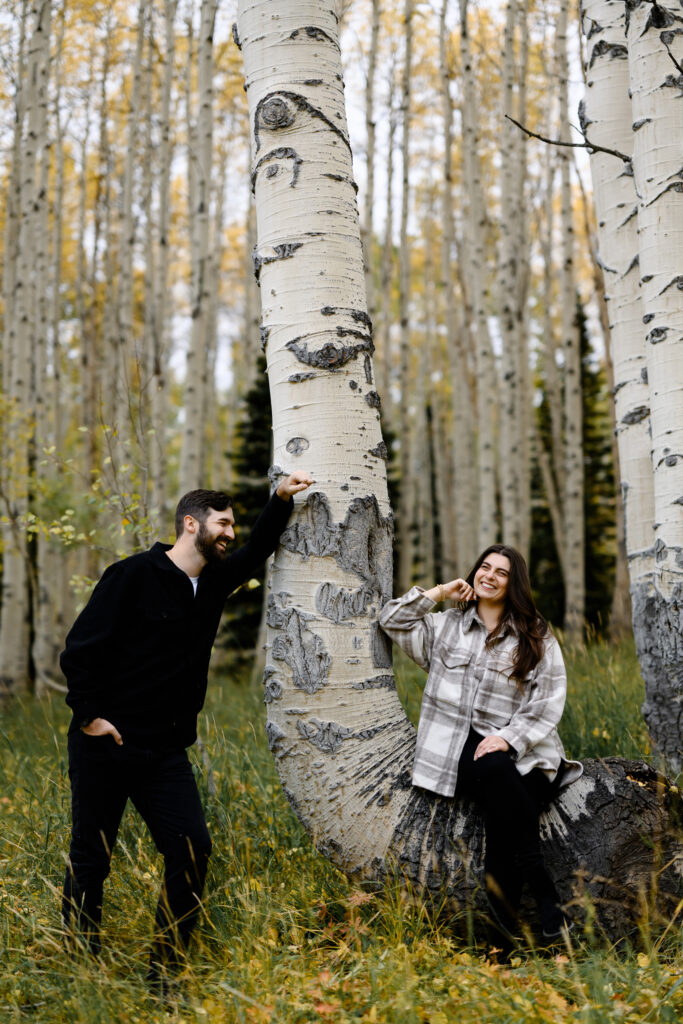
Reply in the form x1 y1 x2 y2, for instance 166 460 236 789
236 0 682 940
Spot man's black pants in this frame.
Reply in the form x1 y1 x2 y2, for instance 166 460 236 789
456 728 559 923
62 729 212 970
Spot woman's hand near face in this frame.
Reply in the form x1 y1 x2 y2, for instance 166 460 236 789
425 579 475 603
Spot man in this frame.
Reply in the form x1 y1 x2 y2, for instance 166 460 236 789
60 471 312 985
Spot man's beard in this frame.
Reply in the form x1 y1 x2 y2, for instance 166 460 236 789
195 521 229 563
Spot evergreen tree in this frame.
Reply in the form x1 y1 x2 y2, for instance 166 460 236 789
217 355 272 663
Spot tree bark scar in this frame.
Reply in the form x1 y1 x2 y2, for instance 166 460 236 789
267 592 331 694
288 372 316 383
658 274 683 296
231 22 241 50
263 666 283 703
621 404 650 425
369 441 388 460
266 720 295 758
279 491 393 596
286 335 373 370
351 674 396 691
320 306 373 331
253 242 304 282
296 717 353 752
253 90 350 154
316 580 376 621
286 436 310 455
365 391 381 409
647 326 669 344
588 39 629 68
252 146 303 191
288 26 340 49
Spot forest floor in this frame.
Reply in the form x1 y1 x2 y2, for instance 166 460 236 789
0 640 681 1023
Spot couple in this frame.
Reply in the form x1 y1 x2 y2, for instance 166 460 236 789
61 474 578 987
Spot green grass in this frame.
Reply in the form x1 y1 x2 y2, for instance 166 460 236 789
0 642 681 1023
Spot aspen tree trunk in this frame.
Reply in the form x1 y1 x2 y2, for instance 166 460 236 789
626 0 683 774
397 0 415 592
148 0 176 523
0 0 50 695
115 0 148 475
438 0 475 569
31 0 57 694
459 0 498 550
498 0 525 550
378 100 396 418
180 0 218 492
557 0 585 640
362 0 380 336
235 0 681 938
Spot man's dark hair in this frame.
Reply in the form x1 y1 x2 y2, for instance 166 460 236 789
174 489 233 538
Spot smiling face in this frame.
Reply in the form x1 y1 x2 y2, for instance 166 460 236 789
473 552 511 604
194 507 235 563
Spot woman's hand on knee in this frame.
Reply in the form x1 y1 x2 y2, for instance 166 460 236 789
474 734 510 760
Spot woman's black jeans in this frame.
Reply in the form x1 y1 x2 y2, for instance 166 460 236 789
456 728 559 924
62 729 212 971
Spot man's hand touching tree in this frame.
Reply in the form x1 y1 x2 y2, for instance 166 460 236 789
276 471 315 500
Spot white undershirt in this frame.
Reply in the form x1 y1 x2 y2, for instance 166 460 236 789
188 575 200 596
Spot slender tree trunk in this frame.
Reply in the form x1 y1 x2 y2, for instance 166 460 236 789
362 0 380 337
180 0 218 492
397 0 414 592
557 0 584 640
626 0 683 774
234 0 682 933
378 97 396 418
439 0 475 569
459 0 497 550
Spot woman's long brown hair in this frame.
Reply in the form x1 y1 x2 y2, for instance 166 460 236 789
464 544 549 684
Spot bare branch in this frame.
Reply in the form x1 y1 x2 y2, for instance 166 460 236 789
504 114 630 163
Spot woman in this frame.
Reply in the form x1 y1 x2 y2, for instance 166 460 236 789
379 544 582 940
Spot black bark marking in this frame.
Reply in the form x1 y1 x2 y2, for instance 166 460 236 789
365 391 381 409
263 667 283 703
588 39 628 69
296 717 353 753
352 674 396 691
632 117 652 132
279 491 393 619
673 495 683 505
641 366 649 384
647 326 669 344
316 580 376 621
286 437 310 455
266 721 292 757
369 441 388 460
253 90 350 154
231 22 241 50
260 324 270 350
288 372 316 383
371 623 393 668
644 180 683 207
268 592 331 694
364 354 373 385
643 312 656 324
289 25 339 48
268 464 286 489
320 307 372 331
349 380 358 390
253 242 304 282
303 79 324 86
252 146 303 191
286 334 373 370
659 275 683 296
621 404 650 426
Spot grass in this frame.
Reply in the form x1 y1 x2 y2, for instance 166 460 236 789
0 639 681 1022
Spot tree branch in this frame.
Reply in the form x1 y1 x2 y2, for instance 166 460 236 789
504 114 630 164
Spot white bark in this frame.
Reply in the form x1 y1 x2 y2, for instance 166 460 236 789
626 0 683 773
459 0 497 549
439 0 475 568
557 0 585 639
397 0 414 592
180 0 218 492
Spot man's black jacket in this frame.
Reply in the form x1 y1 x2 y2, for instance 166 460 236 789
60 492 292 751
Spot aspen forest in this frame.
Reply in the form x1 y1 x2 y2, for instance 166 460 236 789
0 1 682 1021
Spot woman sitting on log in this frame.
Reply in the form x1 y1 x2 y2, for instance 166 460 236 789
379 544 582 941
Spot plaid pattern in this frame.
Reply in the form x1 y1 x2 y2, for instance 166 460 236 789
379 587 582 797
